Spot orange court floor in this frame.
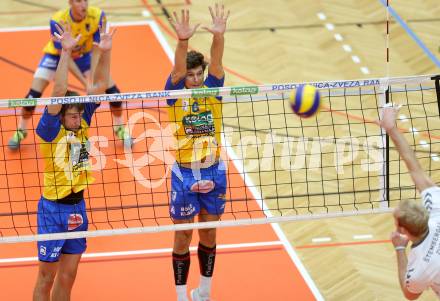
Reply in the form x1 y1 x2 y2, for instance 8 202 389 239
0 22 322 300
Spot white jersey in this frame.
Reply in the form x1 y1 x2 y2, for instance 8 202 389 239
406 186 440 297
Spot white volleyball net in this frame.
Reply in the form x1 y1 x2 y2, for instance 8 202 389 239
0 74 439 243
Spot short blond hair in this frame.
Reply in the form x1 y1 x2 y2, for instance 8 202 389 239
395 200 429 237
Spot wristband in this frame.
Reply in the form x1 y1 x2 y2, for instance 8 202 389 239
395 246 406 251
179 38 189 41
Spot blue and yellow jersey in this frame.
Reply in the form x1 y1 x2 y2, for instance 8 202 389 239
36 103 99 200
43 6 106 58
165 74 224 164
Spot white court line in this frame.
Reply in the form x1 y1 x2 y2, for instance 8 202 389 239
312 237 332 243
353 234 373 240
0 241 283 264
149 18 325 301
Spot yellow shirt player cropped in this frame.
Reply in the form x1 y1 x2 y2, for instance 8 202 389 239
8 0 131 151
43 6 104 59
167 81 223 165
36 4 105 82
164 5 230 301
37 104 97 200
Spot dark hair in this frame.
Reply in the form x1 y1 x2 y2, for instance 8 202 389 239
60 90 83 116
60 103 85 116
187 50 207 71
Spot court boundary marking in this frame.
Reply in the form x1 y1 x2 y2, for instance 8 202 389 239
0 241 283 264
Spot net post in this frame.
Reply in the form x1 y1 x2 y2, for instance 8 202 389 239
385 88 390 207
378 78 390 208
431 75 440 116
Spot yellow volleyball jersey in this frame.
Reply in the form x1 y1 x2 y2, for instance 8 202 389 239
166 74 225 164
43 6 105 58
37 105 98 200
168 95 223 164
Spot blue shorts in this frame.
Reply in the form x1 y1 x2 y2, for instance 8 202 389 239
38 52 91 73
37 196 88 262
170 161 227 220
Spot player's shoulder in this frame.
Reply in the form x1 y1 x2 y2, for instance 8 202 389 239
51 8 70 22
87 6 104 20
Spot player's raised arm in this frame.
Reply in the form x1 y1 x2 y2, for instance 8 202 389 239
50 22 81 115
168 9 200 85
88 25 116 96
379 105 436 192
203 3 230 79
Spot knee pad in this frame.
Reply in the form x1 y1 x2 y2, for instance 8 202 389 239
105 85 120 95
23 105 36 113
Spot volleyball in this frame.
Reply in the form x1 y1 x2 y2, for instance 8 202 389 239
289 84 321 118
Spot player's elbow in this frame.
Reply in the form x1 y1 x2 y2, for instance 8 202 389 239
403 290 421 300
52 86 67 98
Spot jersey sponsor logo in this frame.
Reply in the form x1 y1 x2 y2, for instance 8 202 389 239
192 101 200 112
49 246 62 258
68 213 84 231
180 204 196 217
41 57 58 68
191 88 220 98
69 140 91 173
8 99 37 108
182 111 215 136
230 86 259 95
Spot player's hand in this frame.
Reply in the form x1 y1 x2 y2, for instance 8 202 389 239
53 21 81 51
98 24 116 52
378 103 401 131
390 230 409 248
202 3 230 36
169 9 200 41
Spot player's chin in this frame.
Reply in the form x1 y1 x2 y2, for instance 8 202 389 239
188 83 203 89
68 126 81 132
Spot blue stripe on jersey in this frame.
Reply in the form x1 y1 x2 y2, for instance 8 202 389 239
165 75 185 106
50 20 62 50
36 108 61 142
82 103 100 126
93 11 106 43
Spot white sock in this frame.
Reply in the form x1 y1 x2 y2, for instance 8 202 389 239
199 275 212 298
176 285 188 301
113 115 123 127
